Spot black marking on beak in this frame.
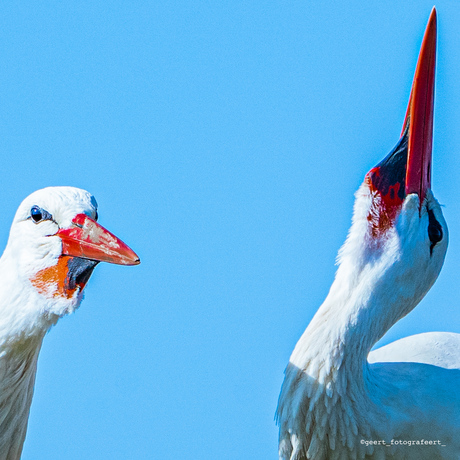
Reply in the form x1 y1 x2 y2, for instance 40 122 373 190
65 258 99 291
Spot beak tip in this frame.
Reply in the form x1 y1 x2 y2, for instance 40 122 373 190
110 248 140 266
124 248 140 266
404 8 437 204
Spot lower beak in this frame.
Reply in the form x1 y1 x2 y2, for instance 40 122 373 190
403 7 436 206
56 213 140 266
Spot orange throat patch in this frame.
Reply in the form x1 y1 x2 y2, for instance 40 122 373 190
31 256 91 299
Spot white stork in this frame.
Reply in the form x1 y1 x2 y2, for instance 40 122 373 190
276 8 460 460
0 186 139 459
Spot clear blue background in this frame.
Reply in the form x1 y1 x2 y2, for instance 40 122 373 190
0 1 458 459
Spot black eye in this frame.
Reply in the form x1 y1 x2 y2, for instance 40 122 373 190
428 209 443 255
31 206 43 223
94 211 98 221
30 206 52 223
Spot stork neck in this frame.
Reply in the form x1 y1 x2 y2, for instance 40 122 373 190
0 334 43 460
290 242 406 383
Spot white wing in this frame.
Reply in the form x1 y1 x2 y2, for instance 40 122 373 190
369 332 460 369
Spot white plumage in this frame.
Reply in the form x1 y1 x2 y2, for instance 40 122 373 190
277 188 459 459
276 9 460 459
0 186 139 459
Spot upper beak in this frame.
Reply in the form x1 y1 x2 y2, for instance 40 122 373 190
403 7 437 206
57 213 140 266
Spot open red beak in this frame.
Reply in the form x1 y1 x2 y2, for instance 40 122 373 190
403 7 437 205
57 213 140 266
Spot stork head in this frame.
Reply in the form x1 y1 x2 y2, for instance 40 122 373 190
338 8 447 320
3 186 139 321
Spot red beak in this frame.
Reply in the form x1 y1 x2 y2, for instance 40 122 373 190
364 9 438 237
403 7 437 206
57 213 140 266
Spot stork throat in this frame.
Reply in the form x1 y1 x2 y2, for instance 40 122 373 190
31 256 98 299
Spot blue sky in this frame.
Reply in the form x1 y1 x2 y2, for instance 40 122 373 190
0 1 459 459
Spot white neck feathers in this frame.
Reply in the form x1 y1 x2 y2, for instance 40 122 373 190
277 187 447 460
0 334 43 460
